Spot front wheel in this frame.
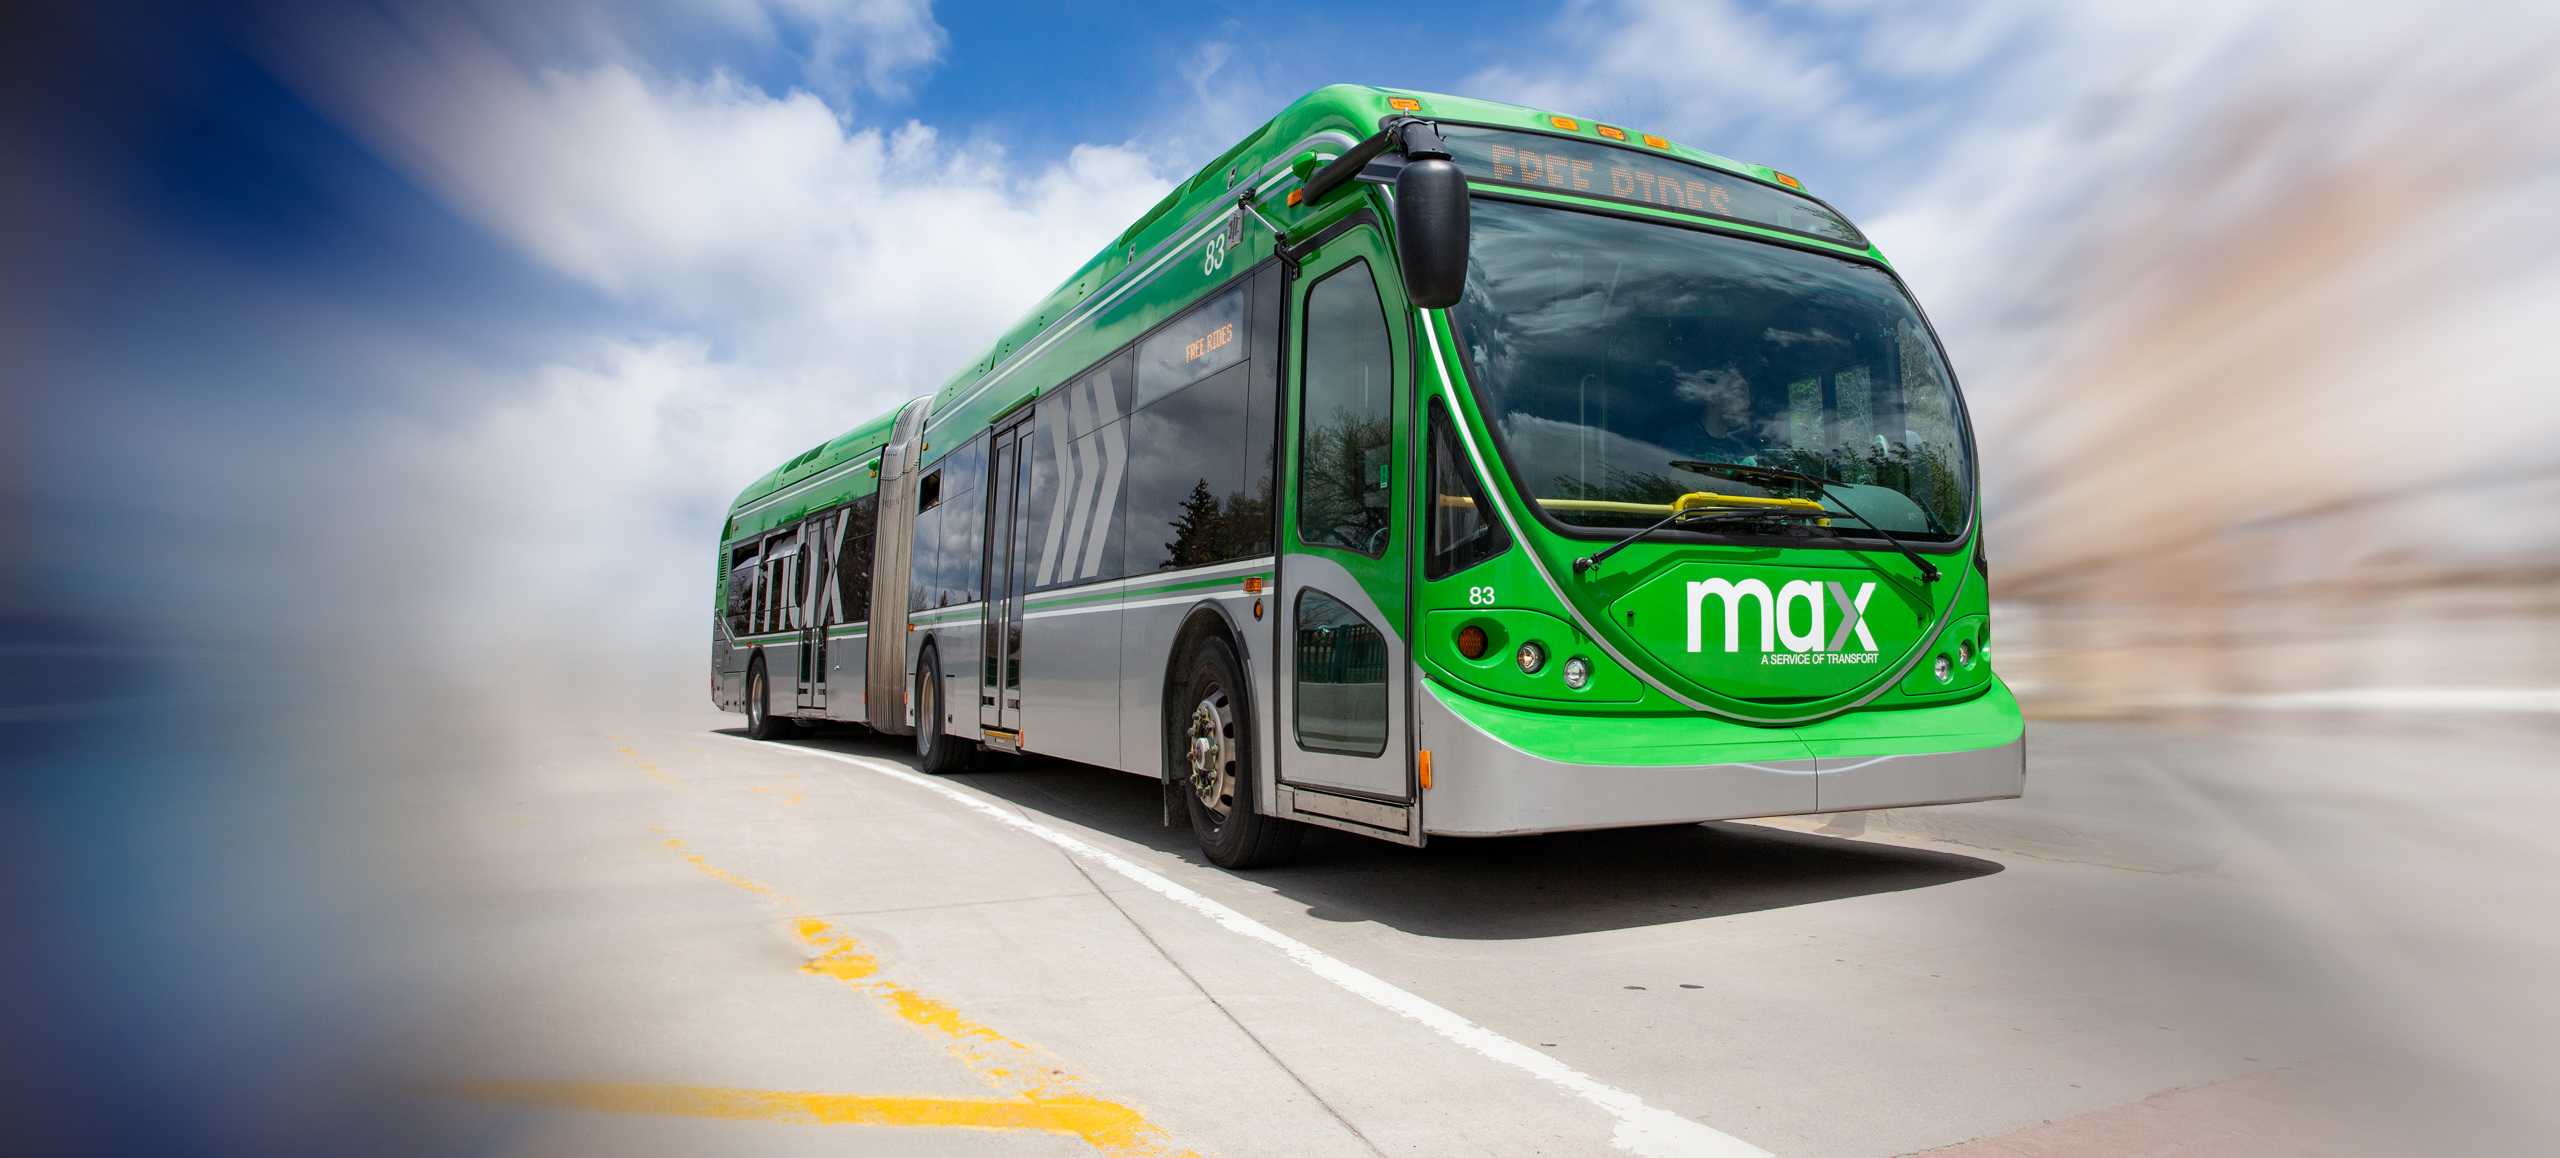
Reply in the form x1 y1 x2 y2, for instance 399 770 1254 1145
1176 637 1301 869
914 647 973 775
745 656 790 740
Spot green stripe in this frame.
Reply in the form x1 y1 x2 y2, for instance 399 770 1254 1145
1026 566 1274 611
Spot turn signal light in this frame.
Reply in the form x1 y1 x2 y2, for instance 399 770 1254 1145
1456 625 1489 659
1387 96 1422 112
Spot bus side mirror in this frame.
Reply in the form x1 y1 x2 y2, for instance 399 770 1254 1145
1394 157 1469 309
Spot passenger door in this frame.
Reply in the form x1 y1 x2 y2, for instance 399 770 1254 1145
1279 226 1413 801
795 516 830 711
978 419 1034 741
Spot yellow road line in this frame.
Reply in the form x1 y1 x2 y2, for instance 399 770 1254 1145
644 821 1195 1158
446 1081 1161 1137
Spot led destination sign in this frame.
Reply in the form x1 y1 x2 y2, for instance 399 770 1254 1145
1435 125 1865 248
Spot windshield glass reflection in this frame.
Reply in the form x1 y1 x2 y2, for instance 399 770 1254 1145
1451 199 1971 540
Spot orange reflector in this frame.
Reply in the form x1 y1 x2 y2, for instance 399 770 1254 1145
1596 124 1627 141
1387 97 1421 112
1548 115 1579 131
1642 134 1669 149
1457 625 1488 659
1774 171 1803 189
1287 189 1303 206
1242 577 1264 593
1418 749 1433 791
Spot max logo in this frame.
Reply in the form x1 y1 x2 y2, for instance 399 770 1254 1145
1686 579 1878 665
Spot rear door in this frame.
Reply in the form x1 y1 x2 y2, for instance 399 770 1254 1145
978 419 1034 739
1278 225 1413 800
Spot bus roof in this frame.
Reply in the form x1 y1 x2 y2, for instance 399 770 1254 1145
723 84 1800 526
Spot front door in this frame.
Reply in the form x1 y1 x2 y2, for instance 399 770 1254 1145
979 419 1034 736
1279 224 1413 800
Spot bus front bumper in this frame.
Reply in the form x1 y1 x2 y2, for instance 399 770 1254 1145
1415 678 2024 838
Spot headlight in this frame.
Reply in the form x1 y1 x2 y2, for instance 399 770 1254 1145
1562 657 1591 690
1957 640 1975 666
1516 641 1547 674
1933 655 1953 683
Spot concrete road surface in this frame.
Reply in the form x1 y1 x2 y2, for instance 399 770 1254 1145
407 705 2559 1157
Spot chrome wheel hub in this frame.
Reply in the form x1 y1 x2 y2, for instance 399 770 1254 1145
1185 691 1235 820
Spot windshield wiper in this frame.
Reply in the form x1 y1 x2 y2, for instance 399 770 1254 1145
1670 461 1943 582
1571 506 1826 575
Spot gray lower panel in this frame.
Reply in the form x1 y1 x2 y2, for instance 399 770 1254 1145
920 617 982 742
1415 684 1819 837
1814 741 2024 811
824 634 869 722
1020 598 1123 769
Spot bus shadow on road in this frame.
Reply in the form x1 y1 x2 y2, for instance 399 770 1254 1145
780 731 2002 940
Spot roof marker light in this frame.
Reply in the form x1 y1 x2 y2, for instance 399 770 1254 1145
1548 115 1580 131
1774 171 1804 189
1641 134 1669 149
1596 125 1627 141
1387 96 1421 111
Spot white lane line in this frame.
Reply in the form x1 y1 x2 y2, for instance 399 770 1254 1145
740 738 1770 1158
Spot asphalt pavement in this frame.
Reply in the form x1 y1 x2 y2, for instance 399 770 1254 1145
404 703 2559 1157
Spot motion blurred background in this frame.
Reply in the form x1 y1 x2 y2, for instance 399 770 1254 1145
1 0 2553 1153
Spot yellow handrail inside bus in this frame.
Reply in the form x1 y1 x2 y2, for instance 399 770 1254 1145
1537 493 1828 515
1436 492 1829 524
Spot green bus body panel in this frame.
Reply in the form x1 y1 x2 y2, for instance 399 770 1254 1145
1793 678 2021 760
1425 676 1822 767
1427 675 2019 768
717 80 2015 743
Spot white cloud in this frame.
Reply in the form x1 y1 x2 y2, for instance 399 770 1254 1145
246 0 1175 675
1466 0 2560 591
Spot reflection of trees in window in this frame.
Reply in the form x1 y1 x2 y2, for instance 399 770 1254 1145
1299 407 1392 554
1296 260 1396 557
1550 464 1689 508
1162 454 1274 569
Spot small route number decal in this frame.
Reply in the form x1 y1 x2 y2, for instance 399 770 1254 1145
1468 586 1497 605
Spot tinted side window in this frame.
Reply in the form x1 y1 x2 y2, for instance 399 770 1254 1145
1125 363 1263 573
837 493 876 623
908 503 942 613
1293 589 1388 756
1297 260 1396 557
725 545 756 635
1026 353 1132 590
940 478 983 605
1424 401 1511 580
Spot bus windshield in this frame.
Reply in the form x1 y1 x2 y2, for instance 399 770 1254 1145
1450 199 1972 541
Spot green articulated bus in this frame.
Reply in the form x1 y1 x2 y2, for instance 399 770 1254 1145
711 84 2022 867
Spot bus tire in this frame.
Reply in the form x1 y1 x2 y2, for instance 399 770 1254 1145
914 646 973 775
745 655 789 741
1175 636 1301 869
